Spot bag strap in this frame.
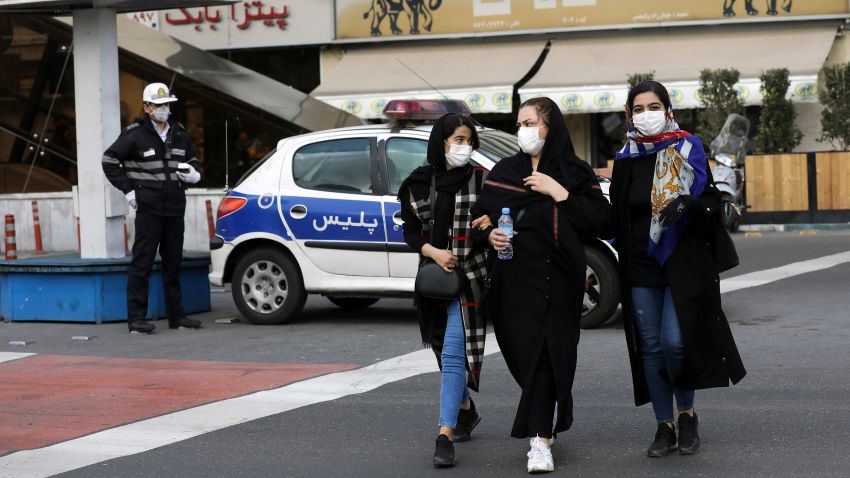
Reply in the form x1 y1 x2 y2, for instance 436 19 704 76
427 171 450 252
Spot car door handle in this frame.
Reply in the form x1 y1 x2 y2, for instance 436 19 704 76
392 210 404 225
290 204 307 219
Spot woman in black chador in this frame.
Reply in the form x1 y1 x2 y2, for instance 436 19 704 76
474 97 609 473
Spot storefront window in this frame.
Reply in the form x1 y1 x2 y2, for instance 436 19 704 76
1 16 297 194
0 17 76 193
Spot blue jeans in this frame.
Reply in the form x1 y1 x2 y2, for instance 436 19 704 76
439 298 470 429
632 287 695 424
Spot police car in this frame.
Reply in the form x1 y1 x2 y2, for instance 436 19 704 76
209 100 619 328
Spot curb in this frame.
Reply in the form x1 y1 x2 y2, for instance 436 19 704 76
739 223 850 232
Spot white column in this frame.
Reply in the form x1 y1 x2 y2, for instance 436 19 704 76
72 8 127 258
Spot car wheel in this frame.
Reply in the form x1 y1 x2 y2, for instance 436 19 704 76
327 297 380 309
581 245 620 329
231 247 306 325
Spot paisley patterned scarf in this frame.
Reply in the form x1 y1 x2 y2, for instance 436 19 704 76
614 111 708 265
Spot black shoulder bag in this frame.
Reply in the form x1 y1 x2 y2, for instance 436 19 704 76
414 173 464 299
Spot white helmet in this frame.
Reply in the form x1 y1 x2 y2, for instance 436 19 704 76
142 82 178 105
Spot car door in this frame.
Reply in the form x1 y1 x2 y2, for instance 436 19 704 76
280 135 389 277
379 133 429 278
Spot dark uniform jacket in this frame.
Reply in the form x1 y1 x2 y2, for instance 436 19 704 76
102 117 201 217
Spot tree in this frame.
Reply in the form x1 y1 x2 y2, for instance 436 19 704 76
818 62 850 150
756 68 801 153
627 71 655 89
697 68 744 142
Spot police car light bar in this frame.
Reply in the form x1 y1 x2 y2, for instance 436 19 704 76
383 99 471 121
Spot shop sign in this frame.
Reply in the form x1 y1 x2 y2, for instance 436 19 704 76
519 77 814 114
126 0 333 49
335 0 849 40
316 86 514 120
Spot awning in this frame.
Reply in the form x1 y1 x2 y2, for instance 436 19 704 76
56 15 363 132
313 40 549 119
520 23 838 113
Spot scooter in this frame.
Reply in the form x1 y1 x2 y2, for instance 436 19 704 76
709 114 751 232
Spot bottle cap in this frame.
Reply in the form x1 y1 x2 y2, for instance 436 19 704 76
501 207 510 214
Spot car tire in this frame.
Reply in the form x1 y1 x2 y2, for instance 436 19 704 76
581 245 620 329
231 247 306 325
327 297 380 309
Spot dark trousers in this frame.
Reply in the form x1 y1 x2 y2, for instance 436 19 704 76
127 210 185 323
526 343 557 439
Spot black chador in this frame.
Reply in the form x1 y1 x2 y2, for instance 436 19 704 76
474 99 609 438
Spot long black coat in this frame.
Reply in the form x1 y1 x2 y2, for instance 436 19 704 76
480 153 610 437
607 154 746 406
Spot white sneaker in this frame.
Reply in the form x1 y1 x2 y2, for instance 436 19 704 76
526 435 554 473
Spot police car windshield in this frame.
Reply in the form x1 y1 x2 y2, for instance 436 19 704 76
477 130 519 162
234 147 277 188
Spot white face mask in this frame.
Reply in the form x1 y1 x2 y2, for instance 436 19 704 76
632 110 667 137
517 126 545 156
445 143 472 168
150 105 170 123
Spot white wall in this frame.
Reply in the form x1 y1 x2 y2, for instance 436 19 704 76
794 102 832 152
0 189 224 254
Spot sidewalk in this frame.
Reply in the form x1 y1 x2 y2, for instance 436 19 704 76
739 222 850 232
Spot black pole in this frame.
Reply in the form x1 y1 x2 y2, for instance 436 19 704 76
511 40 553 119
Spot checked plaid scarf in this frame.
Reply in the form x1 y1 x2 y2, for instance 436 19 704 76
409 167 488 391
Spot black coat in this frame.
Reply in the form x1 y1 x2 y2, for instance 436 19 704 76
478 160 609 437
606 154 746 406
102 118 201 217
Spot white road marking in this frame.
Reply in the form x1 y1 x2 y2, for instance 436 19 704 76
0 339 501 478
720 250 850 294
0 352 35 364
2 249 849 477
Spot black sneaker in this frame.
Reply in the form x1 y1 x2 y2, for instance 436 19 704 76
433 434 455 467
677 412 700 455
647 423 677 458
169 317 201 329
453 399 481 442
128 320 156 334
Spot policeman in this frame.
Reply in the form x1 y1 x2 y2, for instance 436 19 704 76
102 83 202 333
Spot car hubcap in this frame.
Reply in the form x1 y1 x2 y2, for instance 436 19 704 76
582 266 601 316
241 260 288 314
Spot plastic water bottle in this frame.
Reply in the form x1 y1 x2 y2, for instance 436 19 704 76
498 207 513 260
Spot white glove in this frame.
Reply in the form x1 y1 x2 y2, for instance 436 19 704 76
125 190 137 210
176 164 201 184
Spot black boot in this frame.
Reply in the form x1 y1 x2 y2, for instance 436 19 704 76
128 320 156 334
677 412 701 455
433 434 455 467
647 423 677 457
169 317 201 329
453 399 481 442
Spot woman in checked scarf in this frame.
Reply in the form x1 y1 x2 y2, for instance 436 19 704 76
607 80 745 458
397 113 492 468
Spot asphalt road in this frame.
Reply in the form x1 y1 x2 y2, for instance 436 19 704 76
2 230 849 477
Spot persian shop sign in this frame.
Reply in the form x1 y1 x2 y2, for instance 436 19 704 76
128 0 334 49
335 0 849 39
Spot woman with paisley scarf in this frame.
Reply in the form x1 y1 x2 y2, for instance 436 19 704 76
607 80 746 458
397 113 492 468
475 97 609 473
